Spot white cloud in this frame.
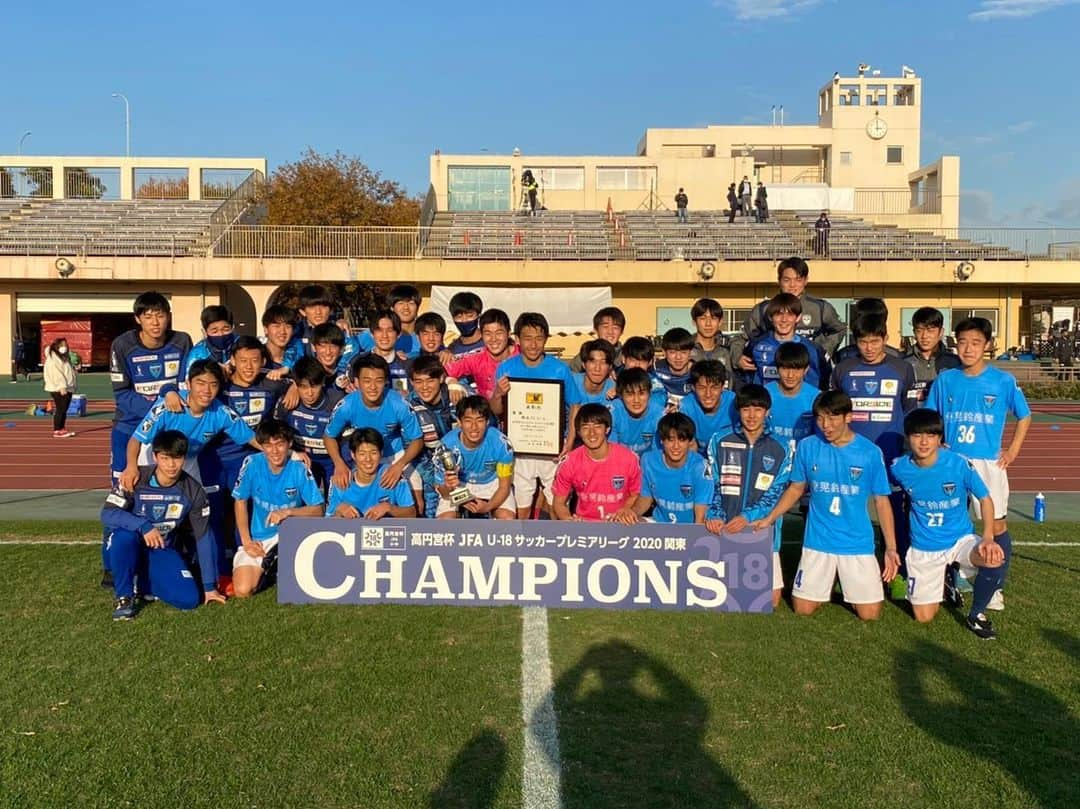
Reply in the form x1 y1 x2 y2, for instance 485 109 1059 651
720 0 824 21
1007 120 1036 134
970 1 1078 22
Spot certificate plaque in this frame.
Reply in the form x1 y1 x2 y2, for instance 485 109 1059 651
506 378 565 456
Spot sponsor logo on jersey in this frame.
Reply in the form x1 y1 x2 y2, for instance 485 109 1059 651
234 400 248 414
881 379 899 396
612 476 625 491
165 503 184 519
762 455 776 472
680 484 692 497
754 472 774 490
304 423 318 436
942 482 956 496
849 466 863 481
983 395 997 408
801 314 812 325
865 380 879 395
148 363 163 379
165 361 179 378
151 504 167 520
285 487 299 499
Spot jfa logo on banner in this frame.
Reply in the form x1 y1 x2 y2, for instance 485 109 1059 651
277 519 774 613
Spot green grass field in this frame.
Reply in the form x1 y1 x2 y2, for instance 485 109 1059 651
2 521 1078 808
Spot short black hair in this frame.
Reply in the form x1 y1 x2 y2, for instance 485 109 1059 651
409 354 445 379
578 339 615 366
852 297 888 318
954 316 993 342
616 367 652 394
911 306 945 330
200 304 233 330
256 418 295 445
690 298 723 320
775 341 811 369
813 390 853 417
186 359 226 387
904 408 945 438
765 293 802 320
852 313 888 340
575 402 612 431
415 311 447 335
657 412 695 442
479 308 511 332
777 256 809 279
592 306 626 331
690 359 727 387
735 383 771 411
261 304 297 327
514 312 550 338
622 336 655 362
350 353 390 380
348 427 385 454
133 291 171 317
292 356 327 387
449 291 483 317
371 309 402 335
231 335 269 364
387 284 421 306
456 395 492 421
661 327 695 352
311 322 346 348
298 284 335 309
151 429 188 458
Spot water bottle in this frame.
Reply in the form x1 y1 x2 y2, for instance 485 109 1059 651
1034 492 1046 523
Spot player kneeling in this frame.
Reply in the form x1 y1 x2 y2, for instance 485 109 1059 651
101 430 224 621
232 420 325 598
435 396 516 519
755 391 900 621
891 408 1009 639
327 429 418 520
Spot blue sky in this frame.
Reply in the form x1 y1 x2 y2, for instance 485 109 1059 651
4 0 1078 226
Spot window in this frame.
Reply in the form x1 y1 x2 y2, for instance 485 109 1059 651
840 152 853 166
725 308 753 335
866 84 888 106
886 146 903 164
900 306 952 338
447 166 511 211
893 84 916 106
839 85 861 106
951 308 999 337
597 167 657 191
527 167 584 190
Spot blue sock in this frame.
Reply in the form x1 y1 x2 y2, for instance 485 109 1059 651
970 531 1012 618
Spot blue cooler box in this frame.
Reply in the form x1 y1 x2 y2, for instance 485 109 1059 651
67 394 87 417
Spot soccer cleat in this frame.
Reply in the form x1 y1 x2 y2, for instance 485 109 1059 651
112 597 136 621
943 579 964 609
965 613 997 640
100 569 114 590
987 590 1005 611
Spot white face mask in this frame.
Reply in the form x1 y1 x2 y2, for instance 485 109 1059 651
57 346 68 355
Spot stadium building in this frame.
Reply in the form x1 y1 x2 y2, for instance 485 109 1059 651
1 66 1078 371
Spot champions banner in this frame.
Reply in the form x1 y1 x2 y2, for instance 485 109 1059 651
278 518 773 613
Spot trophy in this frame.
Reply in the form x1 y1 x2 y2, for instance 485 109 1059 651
435 443 474 506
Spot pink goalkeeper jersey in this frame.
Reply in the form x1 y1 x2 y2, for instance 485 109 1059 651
552 443 642 521
445 345 519 400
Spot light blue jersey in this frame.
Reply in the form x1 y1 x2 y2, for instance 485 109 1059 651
765 381 818 453
434 427 515 487
677 391 736 454
327 465 415 516
926 366 1031 461
133 391 254 458
232 454 324 542
325 391 423 458
495 355 583 406
574 373 616 406
639 449 711 524
608 399 666 455
891 448 990 552
791 433 890 555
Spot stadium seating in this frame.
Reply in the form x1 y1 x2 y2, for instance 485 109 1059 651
0 199 219 257
423 210 613 260
619 211 799 261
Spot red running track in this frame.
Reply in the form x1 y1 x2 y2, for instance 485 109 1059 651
2 412 1079 492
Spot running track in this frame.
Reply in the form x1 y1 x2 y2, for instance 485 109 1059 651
3 400 1079 492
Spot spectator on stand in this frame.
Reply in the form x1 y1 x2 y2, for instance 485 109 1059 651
675 188 689 224
755 182 769 223
739 176 754 217
814 211 831 256
726 184 739 224
43 337 78 438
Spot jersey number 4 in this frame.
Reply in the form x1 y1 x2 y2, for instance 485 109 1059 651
828 496 841 516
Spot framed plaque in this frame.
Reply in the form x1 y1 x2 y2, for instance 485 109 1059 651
506 377 565 457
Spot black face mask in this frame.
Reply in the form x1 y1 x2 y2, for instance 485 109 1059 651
456 319 480 337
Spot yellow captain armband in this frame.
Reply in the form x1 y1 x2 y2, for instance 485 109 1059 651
496 462 514 479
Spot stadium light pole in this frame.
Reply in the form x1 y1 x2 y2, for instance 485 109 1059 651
111 92 131 157
17 130 31 155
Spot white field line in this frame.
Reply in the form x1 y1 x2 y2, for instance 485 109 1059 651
521 606 562 809
0 540 100 545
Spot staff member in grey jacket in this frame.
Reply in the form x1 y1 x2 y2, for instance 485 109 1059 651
730 256 847 375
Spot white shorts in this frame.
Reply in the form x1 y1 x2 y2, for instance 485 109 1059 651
436 477 512 516
967 458 1009 519
792 548 883 605
513 455 558 511
905 534 980 605
233 535 278 570
772 551 783 591
391 449 423 491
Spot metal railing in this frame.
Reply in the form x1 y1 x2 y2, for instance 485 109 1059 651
214 224 421 258
853 188 940 215
207 170 264 255
0 166 54 198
